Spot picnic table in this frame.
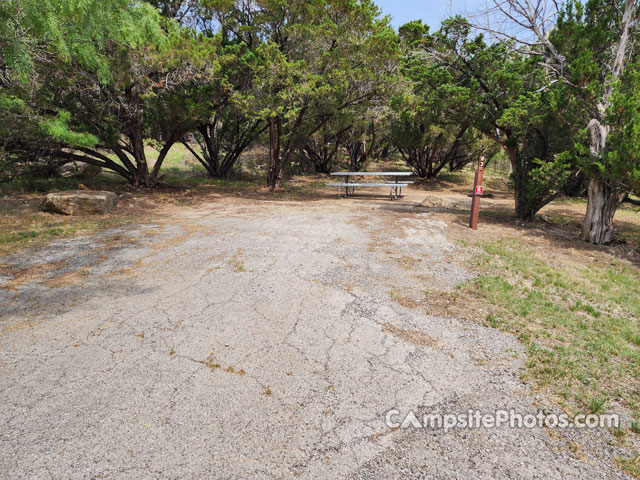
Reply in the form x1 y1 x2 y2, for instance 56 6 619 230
327 171 413 200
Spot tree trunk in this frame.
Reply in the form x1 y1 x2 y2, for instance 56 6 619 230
125 85 157 188
508 146 536 221
198 122 221 176
150 139 175 181
348 141 367 172
579 0 635 243
403 149 428 178
130 129 152 188
316 145 332 174
513 183 535 221
300 144 333 174
267 117 282 191
580 178 626 244
580 118 626 243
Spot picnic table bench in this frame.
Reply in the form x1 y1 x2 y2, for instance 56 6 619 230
327 172 413 200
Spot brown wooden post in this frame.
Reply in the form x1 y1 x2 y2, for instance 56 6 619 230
469 156 485 230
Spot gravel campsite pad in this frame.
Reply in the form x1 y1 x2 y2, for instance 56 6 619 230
0 196 633 479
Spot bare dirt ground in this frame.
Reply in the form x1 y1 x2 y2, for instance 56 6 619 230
0 186 637 479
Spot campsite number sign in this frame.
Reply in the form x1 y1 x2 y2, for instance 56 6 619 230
469 156 485 230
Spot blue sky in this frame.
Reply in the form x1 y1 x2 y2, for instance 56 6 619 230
375 0 485 30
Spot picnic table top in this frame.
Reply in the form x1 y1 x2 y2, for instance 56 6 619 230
327 182 409 187
330 171 413 176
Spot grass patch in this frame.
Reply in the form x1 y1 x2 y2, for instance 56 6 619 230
0 213 139 256
617 456 640 478
541 213 573 225
466 239 640 419
161 169 260 189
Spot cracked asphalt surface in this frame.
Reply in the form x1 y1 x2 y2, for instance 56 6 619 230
0 195 630 479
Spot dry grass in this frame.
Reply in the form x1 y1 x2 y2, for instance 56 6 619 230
200 353 221 371
382 322 439 348
388 289 424 309
0 210 140 257
371 170 640 464
0 261 61 290
229 248 246 273
225 366 246 376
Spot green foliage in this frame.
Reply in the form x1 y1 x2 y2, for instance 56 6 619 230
601 65 640 193
0 94 26 112
1 5 220 187
412 17 584 219
549 0 640 240
0 0 178 185
552 0 623 107
0 0 635 202
0 0 166 83
205 0 400 187
40 112 99 148
391 23 495 178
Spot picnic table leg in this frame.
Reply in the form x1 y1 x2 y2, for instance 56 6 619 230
394 177 402 197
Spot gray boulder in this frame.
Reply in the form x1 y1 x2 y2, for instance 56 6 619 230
57 162 102 178
41 191 118 215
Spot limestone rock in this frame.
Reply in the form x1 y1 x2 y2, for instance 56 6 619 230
41 191 118 215
57 161 102 178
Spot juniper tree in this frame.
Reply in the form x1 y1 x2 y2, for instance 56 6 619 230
1 2 220 187
475 0 640 242
415 19 581 219
390 20 495 179
208 0 399 190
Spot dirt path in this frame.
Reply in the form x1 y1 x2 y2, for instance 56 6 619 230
0 193 630 479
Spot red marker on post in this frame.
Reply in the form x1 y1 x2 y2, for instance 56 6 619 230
469 156 485 230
